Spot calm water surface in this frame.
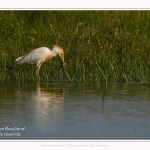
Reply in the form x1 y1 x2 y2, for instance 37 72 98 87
0 82 150 139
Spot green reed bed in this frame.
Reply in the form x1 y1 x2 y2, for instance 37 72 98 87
0 11 150 83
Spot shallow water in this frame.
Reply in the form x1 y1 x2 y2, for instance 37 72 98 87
0 82 150 140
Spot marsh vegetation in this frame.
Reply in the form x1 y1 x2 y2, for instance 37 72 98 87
0 11 150 83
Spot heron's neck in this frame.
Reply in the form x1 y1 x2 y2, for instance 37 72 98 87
51 49 58 57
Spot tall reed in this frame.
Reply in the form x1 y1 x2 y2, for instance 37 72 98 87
0 11 150 83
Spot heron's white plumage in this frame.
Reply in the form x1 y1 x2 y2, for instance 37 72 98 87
15 45 65 77
16 47 54 64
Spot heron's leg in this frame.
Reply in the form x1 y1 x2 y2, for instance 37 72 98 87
36 68 40 76
36 64 41 80
36 68 40 80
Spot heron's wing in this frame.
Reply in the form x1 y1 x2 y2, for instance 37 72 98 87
16 47 52 64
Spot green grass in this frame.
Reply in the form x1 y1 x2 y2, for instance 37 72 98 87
0 11 150 83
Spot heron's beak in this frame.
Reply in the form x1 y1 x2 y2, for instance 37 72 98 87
60 54 64 63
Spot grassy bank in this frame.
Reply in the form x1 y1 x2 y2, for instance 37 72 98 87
0 11 150 83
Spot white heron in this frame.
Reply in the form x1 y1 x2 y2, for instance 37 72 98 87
15 45 65 78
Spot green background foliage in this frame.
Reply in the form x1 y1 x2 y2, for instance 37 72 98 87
0 11 150 82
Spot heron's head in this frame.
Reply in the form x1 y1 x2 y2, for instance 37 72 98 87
52 45 64 63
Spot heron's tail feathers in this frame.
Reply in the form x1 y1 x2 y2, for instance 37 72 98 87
15 55 24 64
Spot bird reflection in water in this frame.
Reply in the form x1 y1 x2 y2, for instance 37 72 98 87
35 83 65 114
16 82 65 117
